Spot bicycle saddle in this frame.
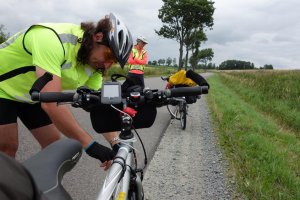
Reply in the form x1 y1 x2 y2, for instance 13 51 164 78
22 138 82 200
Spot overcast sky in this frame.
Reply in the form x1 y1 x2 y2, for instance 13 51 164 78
1 0 299 69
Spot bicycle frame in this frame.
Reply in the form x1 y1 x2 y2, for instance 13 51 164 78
97 140 140 200
97 107 144 200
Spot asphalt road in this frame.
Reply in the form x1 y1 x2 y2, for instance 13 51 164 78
16 76 172 200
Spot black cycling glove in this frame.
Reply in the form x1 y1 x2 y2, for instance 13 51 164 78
112 143 121 155
85 141 115 163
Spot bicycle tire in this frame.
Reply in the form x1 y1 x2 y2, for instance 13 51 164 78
167 104 181 120
180 102 187 130
128 179 144 200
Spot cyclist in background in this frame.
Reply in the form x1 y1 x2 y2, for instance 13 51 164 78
126 36 148 89
0 13 133 170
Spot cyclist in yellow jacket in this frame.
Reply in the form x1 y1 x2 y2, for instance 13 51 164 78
0 13 133 170
127 36 148 89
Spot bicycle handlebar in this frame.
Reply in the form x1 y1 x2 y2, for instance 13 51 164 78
165 86 208 97
31 86 208 108
30 71 209 108
31 92 75 102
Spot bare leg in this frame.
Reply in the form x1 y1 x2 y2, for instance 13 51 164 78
0 123 18 157
31 124 62 149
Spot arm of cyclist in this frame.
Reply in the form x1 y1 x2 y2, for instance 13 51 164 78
127 51 135 64
134 52 148 65
36 67 115 164
127 51 148 65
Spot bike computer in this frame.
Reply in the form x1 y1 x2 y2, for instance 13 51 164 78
101 82 122 104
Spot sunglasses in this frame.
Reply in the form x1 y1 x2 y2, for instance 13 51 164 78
95 40 117 63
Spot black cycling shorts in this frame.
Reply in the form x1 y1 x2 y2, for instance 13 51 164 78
0 98 52 130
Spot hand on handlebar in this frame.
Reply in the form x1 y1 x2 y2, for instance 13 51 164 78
101 160 113 171
85 141 116 164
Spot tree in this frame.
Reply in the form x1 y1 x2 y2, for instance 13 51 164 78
264 64 273 69
0 24 9 44
156 0 215 69
189 48 214 70
166 57 172 66
198 48 214 66
152 60 158 66
161 59 166 65
158 59 166 66
157 59 163 66
172 58 177 66
184 30 207 70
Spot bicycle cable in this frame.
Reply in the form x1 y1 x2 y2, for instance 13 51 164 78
110 101 148 170
132 126 148 169
110 104 133 121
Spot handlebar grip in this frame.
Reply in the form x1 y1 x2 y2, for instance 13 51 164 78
165 86 208 97
186 70 210 88
31 92 75 102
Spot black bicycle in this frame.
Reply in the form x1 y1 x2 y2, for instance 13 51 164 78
161 76 189 130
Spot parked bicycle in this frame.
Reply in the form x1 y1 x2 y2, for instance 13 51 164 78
161 76 189 130
18 72 209 200
160 69 208 130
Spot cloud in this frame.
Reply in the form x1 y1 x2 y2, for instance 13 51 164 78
1 0 299 69
203 0 300 69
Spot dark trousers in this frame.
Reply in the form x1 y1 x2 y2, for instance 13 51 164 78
127 72 145 89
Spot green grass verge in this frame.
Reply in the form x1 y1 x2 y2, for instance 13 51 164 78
219 70 300 134
206 73 300 200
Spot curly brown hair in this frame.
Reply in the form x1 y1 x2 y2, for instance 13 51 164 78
77 15 112 65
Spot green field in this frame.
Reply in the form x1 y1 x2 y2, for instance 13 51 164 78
105 65 204 79
206 70 300 199
105 65 179 79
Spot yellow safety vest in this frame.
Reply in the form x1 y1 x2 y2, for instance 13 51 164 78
0 23 102 102
129 47 147 71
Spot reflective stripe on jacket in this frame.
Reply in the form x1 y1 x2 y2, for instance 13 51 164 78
128 45 147 74
0 23 102 102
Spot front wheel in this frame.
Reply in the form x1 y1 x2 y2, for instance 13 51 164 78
180 102 187 130
128 180 144 200
167 104 180 120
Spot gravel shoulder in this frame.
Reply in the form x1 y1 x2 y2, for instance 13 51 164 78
143 96 233 200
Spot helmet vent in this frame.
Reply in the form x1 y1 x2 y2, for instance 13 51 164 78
118 30 124 51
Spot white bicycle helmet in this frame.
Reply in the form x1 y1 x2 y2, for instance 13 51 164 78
137 35 148 44
107 13 133 68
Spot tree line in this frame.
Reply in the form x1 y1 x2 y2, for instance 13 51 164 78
148 58 273 70
148 57 177 67
219 60 273 70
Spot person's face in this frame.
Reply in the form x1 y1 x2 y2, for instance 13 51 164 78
137 40 146 49
88 33 117 70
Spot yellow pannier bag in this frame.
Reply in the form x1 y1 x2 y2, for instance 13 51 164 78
168 70 197 87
